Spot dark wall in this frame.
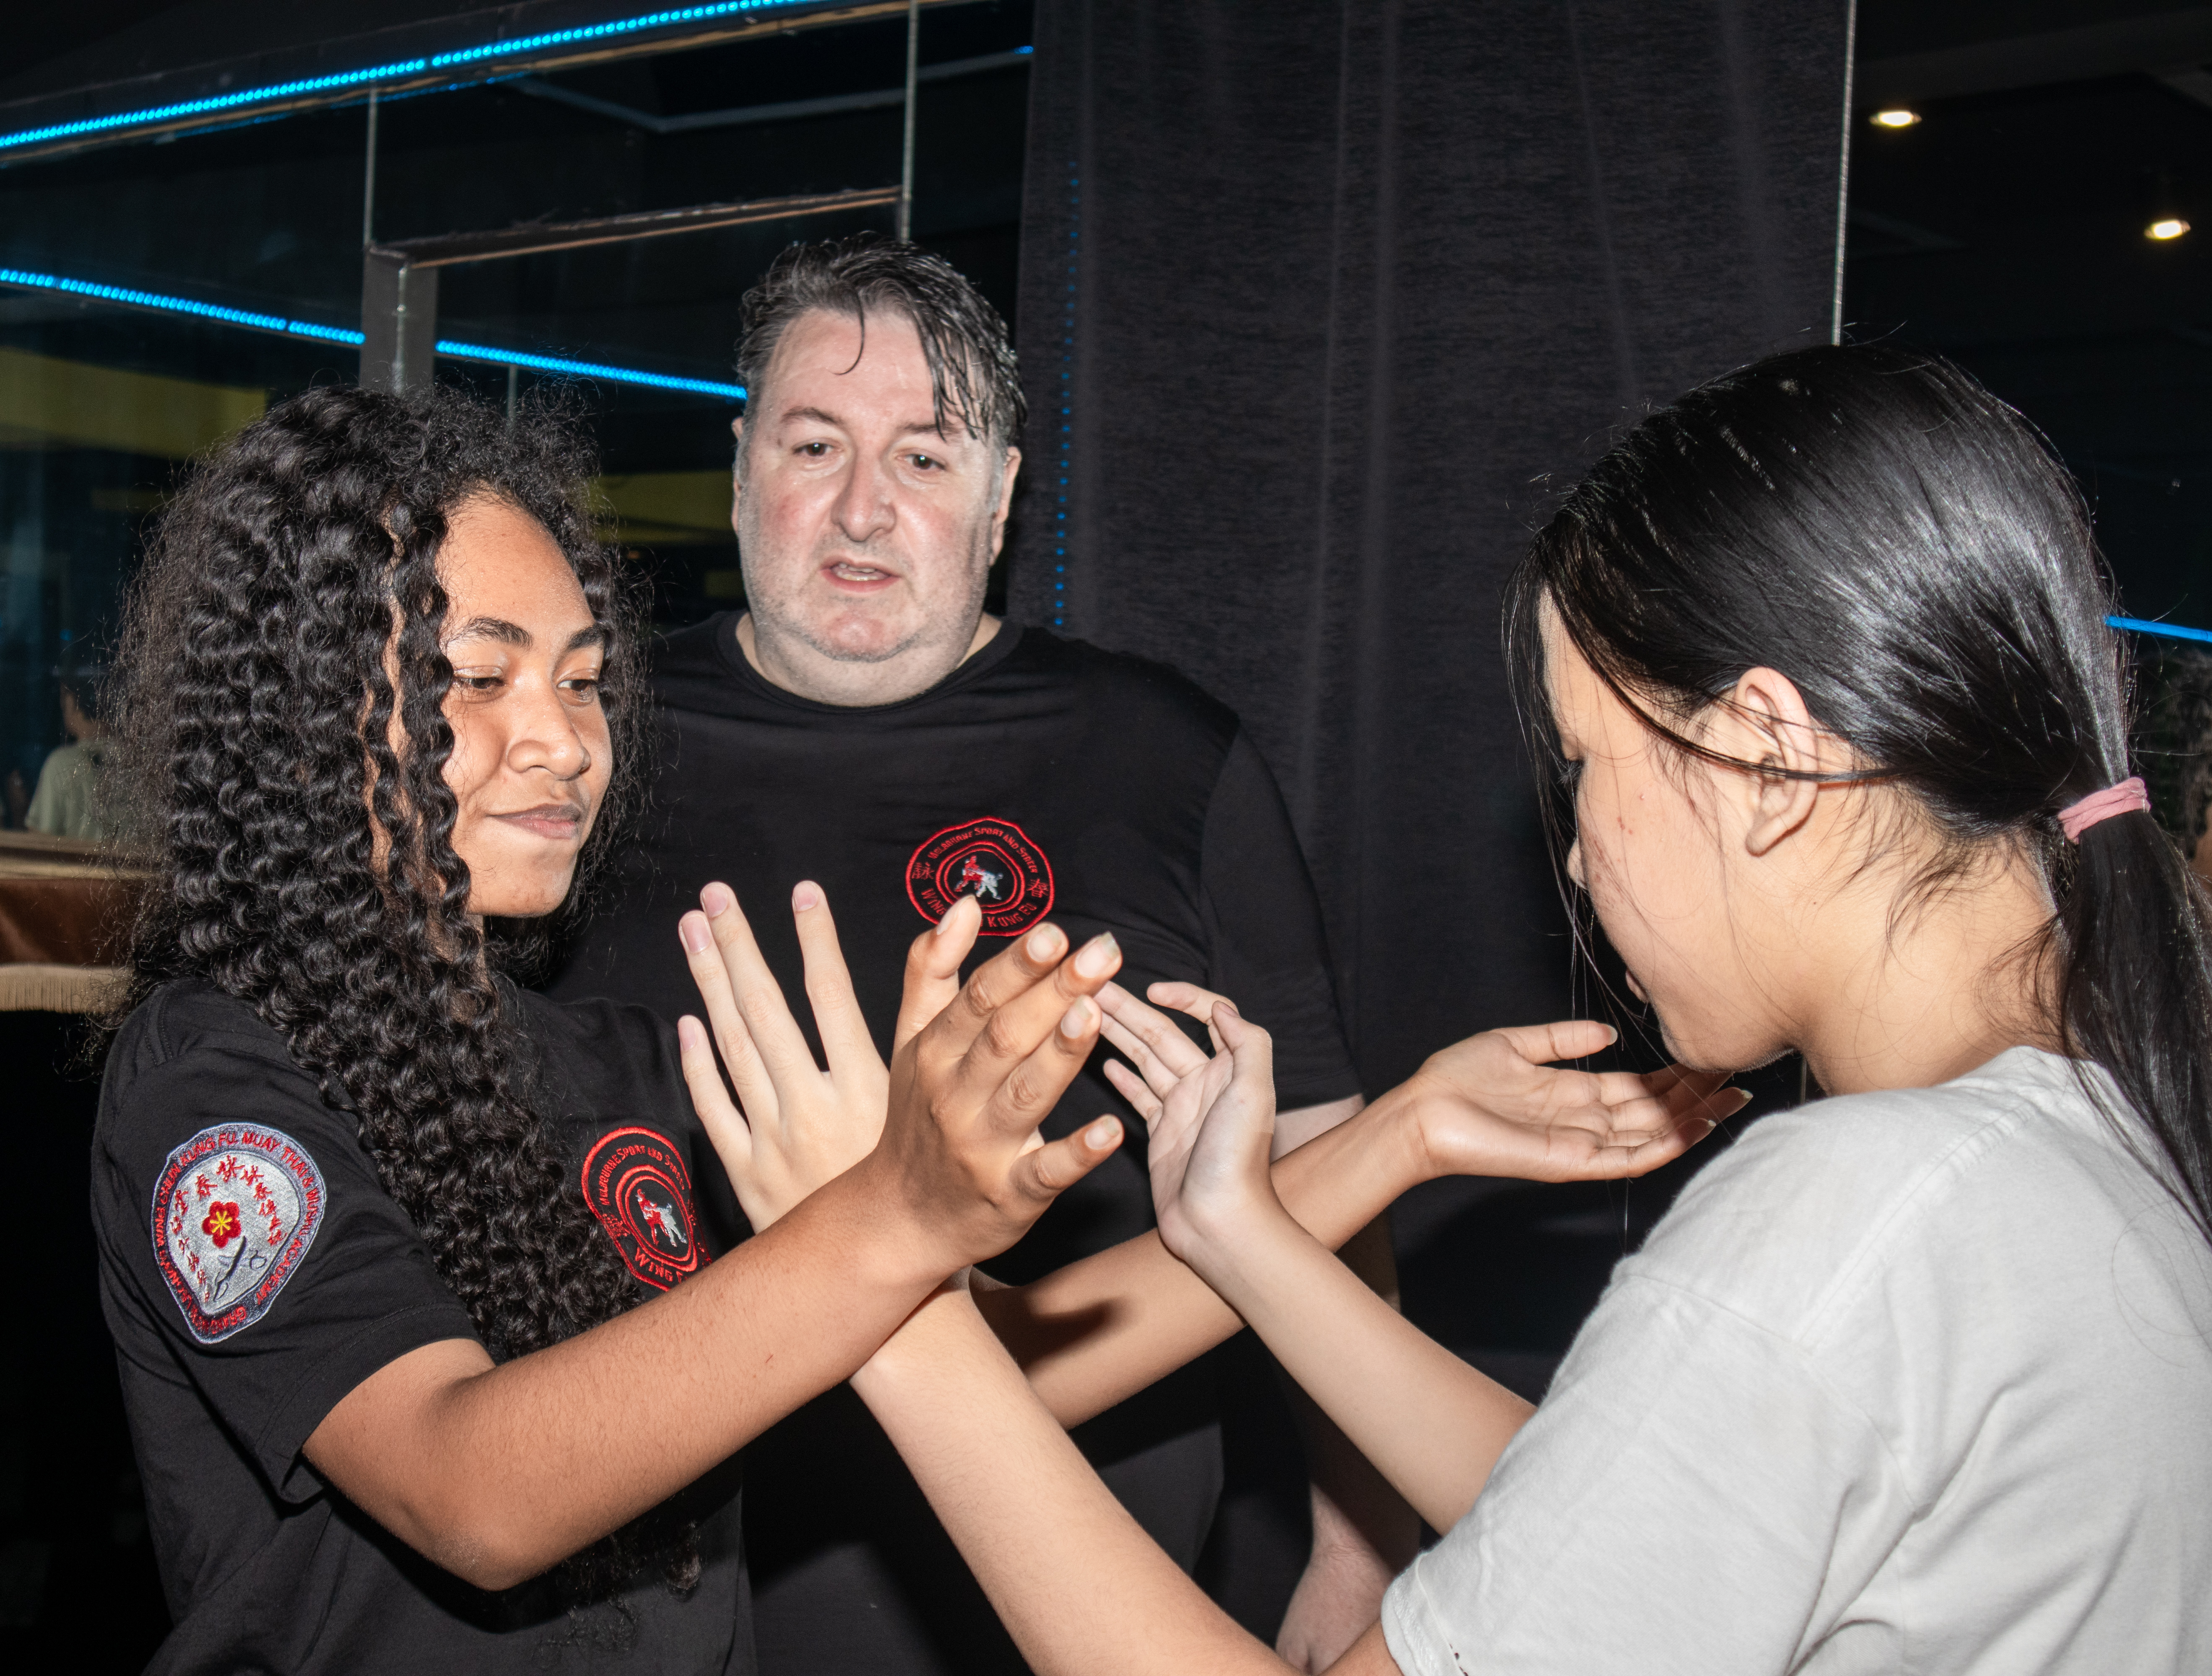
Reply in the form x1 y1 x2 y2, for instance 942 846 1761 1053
1007 2 1849 1419
1012 0 1850 1096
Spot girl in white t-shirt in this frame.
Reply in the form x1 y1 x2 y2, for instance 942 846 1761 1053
727 341 2212 1675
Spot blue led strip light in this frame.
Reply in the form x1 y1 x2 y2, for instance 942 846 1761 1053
2110 615 2212 646
0 266 360 340
0 267 745 400
0 0 824 154
1052 158 1078 630
435 340 743 399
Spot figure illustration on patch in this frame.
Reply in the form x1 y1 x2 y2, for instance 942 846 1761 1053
906 816 1055 936
151 1123 326 1344
581 1128 704 1291
637 1192 689 1253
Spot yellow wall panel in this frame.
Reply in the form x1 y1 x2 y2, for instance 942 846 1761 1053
595 470 735 542
0 347 266 460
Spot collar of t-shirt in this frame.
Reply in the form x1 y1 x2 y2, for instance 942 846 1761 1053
708 612 1030 719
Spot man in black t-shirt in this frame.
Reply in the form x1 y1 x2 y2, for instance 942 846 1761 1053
548 239 1414 1674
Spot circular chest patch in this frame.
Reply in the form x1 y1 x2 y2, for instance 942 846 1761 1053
151 1123 326 1345
581 1127 703 1291
905 816 1056 936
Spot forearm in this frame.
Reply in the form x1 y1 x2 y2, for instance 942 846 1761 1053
1291 1216 1422 1563
854 1288 1291 1676
1201 1210 1530 1535
312 1158 953 1588
979 1086 1428 1425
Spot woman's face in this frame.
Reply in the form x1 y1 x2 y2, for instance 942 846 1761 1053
435 495 613 920
1546 609 1789 1073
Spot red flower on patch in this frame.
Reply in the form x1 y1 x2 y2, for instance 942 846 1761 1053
202 1202 243 1248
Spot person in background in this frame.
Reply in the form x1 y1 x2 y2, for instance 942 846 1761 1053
26 660 114 838
546 235 1416 1673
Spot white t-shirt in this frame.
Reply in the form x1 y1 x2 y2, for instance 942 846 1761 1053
1381 1047 2212 1675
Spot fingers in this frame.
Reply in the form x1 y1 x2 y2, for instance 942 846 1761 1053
934 919 1076 1053
678 896 780 1121
1493 1019 1619 1066
955 931 1123 1093
896 895 981 1053
792 882 878 1076
1008 1116 1123 1206
1143 980 1242 1030
980 990 1108 1138
695 883 822 1089
1101 1056 1165 1125
676 1013 751 1172
1098 981 1212 1092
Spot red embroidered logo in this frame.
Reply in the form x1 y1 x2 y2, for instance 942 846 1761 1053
151 1123 325 1345
581 1128 703 1292
905 816 1056 936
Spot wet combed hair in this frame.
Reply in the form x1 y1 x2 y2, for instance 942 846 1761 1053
1506 341 2212 1241
733 233 1026 459
112 383 694 1593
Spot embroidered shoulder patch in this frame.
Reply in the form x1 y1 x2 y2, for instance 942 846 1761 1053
905 816 1056 936
151 1123 326 1345
581 1127 703 1291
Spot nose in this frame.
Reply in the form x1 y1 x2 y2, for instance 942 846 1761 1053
831 451 896 546
507 679 592 783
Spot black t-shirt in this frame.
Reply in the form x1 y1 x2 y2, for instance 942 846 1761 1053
546 616 1358 1674
92 978 753 1676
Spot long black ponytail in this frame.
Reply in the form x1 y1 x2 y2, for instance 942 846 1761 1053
1506 341 2212 1239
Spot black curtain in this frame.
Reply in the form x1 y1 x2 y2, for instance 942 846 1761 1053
1005 0 1852 1622
1012 0 1850 1091
1013 0 1848 1240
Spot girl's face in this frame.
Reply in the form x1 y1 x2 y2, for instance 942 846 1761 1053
435 495 613 920
1545 609 1793 1075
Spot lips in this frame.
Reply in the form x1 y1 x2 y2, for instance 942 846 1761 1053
822 557 897 590
492 803 587 841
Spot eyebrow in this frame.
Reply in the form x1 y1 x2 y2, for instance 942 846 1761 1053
445 617 606 654
778 404 963 442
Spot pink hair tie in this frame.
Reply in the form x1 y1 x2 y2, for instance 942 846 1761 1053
2058 776 2150 842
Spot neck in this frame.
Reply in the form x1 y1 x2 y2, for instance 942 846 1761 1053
737 612 1002 707
1784 843 2057 1097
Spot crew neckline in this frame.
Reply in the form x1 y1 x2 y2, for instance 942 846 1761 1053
709 613 1032 718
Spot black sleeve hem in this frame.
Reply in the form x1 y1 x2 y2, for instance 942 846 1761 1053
256 1302 483 1501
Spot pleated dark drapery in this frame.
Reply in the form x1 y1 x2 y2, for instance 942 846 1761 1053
1012 0 1852 1103
1004 0 1852 1623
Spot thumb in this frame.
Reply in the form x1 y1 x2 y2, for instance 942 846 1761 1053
1010 1116 1123 1207
896 894 982 1053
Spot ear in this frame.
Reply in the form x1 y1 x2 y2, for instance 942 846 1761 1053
729 417 746 536
987 445 1022 564
1716 666 1827 858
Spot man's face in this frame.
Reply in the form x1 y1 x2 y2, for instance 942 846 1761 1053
733 308 1019 693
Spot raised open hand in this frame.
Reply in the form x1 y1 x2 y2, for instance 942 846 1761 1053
870 910 1132 1274
1096 981 1281 1265
675 880 889 1229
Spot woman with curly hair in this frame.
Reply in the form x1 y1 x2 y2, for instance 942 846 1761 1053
90 383 1133 1673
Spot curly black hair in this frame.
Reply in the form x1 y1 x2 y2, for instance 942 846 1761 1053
111 383 692 1596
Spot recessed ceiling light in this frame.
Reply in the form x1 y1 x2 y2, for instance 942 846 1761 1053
1871 109 1920 129
2148 217 2191 241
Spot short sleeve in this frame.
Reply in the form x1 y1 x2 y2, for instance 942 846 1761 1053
1381 1274 1912 1676
1198 730 1361 1110
93 999 481 1501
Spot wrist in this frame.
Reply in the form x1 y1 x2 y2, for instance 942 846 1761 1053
1365 1075 1444 1192
812 1153 968 1296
